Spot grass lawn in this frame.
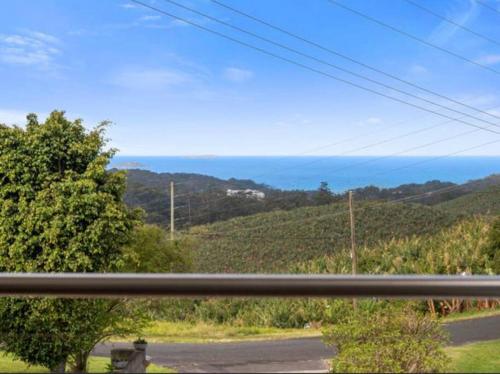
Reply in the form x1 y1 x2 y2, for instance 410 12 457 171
118 320 321 343
114 308 500 344
0 353 173 373
447 339 500 373
441 307 500 323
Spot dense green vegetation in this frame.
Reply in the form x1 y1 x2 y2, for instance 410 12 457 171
122 166 499 229
324 305 449 373
153 217 495 328
437 185 500 216
0 111 145 372
0 112 192 373
188 201 458 273
122 224 193 273
486 216 500 273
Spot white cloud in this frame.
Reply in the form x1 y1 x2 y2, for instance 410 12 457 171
475 54 500 66
0 30 61 68
25 31 60 45
110 67 192 90
223 67 254 82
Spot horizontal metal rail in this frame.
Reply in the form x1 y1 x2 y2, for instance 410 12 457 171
0 273 498 298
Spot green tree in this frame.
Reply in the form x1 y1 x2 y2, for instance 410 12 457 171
485 216 500 273
0 111 140 372
123 224 193 273
314 181 335 205
323 305 449 373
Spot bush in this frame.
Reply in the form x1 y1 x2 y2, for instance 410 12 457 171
485 216 500 274
122 224 193 273
323 305 449 373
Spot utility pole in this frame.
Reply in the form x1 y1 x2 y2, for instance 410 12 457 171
170 181 175 241
348 190 357 309
187 198 192 226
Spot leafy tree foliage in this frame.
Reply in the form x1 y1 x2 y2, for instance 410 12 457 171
485 216 500 273
122 169 498 228
122 224 193 273
0 111 140 371
314 181 336 205
323 305 449 373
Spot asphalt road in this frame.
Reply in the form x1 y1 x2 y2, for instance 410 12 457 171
94 315 500 373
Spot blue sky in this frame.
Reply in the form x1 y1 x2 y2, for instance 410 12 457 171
1 0 500 156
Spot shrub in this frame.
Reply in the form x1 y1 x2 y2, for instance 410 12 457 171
485 216 500 274
323 305 449 373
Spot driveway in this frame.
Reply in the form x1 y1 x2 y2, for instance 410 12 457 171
94 315 500 373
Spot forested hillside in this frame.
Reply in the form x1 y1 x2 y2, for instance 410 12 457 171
121 168 499 228
436 185 500 216
159 217 496 328
188 201 458 272
122 169 318 226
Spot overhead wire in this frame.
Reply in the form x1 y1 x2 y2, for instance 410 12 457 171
476 0 500 16
161 0 500 128
184 166 500 239
128 0 500 235
172 104 500 223
130 0 500 136
326 0 500 75
402 0 500 47
209 0 500 121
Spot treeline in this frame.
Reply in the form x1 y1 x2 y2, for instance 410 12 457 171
121 168 500 228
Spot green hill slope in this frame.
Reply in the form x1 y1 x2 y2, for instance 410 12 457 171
188 201 458 272
436 186 500 216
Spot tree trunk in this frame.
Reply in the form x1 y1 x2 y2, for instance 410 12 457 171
71 350 89 373
51 359 66 373
427 299 436 317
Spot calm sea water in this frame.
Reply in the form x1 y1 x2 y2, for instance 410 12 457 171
110 156 500 191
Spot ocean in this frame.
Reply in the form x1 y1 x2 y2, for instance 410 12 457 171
110 156 500 191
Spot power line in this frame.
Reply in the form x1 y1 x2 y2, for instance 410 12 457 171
327 0 500 76
183 185 500 239
129 0 500 229
161 0 500 128
476 0 500 16
372 141 500 177
130 0 500 136
171 125 458 224
172 106 500 222
173 129 494 224
171 116 442 213
310 123 498 182
210 0 500 121
185 172 500 239
402 0 500 47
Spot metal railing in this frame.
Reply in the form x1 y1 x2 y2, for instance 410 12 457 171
0 273 498 298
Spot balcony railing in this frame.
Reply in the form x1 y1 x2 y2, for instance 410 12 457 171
0 273 498 298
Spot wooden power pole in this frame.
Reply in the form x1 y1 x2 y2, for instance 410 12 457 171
348 190 357 309
170 181 175 241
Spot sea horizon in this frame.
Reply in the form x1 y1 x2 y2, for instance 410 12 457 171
110 155 500 191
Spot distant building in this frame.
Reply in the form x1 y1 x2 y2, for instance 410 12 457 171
226 189 265 200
